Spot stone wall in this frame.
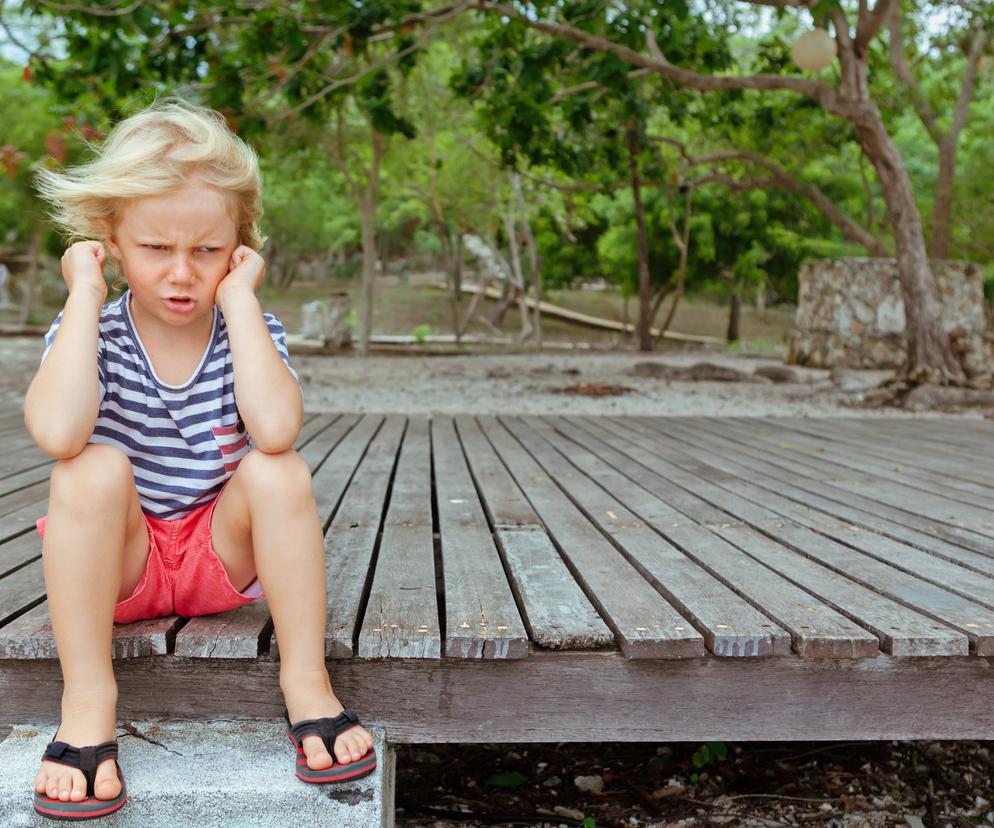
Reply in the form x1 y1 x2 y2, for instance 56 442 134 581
786 258 989 374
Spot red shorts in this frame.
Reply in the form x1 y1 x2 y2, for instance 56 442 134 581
35 494 264 625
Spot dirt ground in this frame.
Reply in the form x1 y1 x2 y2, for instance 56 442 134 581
1 335 969 419
3 335 991 826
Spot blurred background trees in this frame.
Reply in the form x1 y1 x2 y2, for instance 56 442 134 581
0 0 991 371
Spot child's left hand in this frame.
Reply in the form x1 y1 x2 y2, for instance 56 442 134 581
215 245 266 308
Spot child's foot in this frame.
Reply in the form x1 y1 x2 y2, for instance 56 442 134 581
282 672 374 772
34 687 121 803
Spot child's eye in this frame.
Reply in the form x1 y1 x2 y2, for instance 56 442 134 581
143 244 166 251
198 247 219 254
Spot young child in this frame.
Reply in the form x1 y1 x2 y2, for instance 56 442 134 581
24 99 375 821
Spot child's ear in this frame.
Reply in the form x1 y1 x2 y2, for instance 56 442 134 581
98 218 122 261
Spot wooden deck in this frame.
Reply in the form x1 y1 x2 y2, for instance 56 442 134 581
2 408 993 741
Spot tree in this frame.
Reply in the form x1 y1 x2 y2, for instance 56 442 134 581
452 5 728 349
15 0 449 354
471 0 980 382
886 1 992 259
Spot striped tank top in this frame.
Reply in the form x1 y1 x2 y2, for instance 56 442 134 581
40 290 300 519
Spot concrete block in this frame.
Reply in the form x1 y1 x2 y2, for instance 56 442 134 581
0 720 394 827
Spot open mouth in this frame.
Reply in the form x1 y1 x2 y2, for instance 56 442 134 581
164 296 196 312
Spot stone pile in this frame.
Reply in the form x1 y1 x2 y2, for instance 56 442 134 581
787 258 989 375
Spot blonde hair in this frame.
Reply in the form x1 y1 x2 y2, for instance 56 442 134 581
36 98 265 251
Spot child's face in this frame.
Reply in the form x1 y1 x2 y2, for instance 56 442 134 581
106 182 240 328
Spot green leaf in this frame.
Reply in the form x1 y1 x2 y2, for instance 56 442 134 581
582 818 598 828
691 744 711 768
708 741 729 760
485 771 528 788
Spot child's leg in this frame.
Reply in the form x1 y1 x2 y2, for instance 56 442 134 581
35 444 151 803
210 449 374 770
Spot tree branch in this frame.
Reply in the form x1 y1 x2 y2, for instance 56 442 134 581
548 67 652 103
268 14 453 121
650 137 889 256
948 28 988 147
474 2 845 114
887 5 942 145
854 0 895 56
35 0 142 16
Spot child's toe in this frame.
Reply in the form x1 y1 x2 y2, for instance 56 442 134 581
70 774 87 802
93 759 121 800
301 735 333 771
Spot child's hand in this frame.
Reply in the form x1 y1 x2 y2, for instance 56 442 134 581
215 246 266 309
61 241 108 303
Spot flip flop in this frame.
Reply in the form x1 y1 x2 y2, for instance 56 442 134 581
286 707 377 784
32 737 127 821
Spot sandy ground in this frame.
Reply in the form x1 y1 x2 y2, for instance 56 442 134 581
5 333 977 418
0 335 885 417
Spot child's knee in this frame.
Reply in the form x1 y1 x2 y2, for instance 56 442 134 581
238 448 312 499
50 444 134 504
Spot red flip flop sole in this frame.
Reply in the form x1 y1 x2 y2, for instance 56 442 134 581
33 769 127 821
289 731 377 783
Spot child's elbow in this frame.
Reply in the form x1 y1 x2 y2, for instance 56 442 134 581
27 423 90 460
250 429 298 455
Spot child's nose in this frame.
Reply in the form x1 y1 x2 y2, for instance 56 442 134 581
168 255 195 282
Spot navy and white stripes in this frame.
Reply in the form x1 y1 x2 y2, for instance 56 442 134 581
41 290 300 519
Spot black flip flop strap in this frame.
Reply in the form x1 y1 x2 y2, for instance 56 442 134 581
290 708 361 755
43 740 118 799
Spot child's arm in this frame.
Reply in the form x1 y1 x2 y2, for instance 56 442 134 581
23 241 107 459
216 247 304 454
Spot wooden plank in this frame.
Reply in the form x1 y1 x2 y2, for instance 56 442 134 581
699 418 994 557
455 415 613 651
0 480 46 520
453 415 541 530
173 602 273 659
477 415 705 659
0 500 45 544
432 416 528 659
0 442 49 479
569 416 971 657
777 418 994 490
657 419 994 613
0 563 45 626
605 416 994 656
707 418 994 538
0 462 54 499
542 416 879 659
319 415 401 658
0 532 39 578
0 602 183 659
676 419 994 581
508 415 791 658
357 417 441 659
3 651 994 741
741 418 994 513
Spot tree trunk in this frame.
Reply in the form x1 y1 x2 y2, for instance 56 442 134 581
853 109 960 381
626 122 652 351
511 173 542 350
726 291 741 343
354 129 384 357
621 293 631 344
491 277 514 327
931 135 956 259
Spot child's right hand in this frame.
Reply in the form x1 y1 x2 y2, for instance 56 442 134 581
61 240 108 302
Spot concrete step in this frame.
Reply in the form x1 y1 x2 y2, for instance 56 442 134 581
0 721 395 827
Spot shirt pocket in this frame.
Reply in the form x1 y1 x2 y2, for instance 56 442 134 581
211 418 249 473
